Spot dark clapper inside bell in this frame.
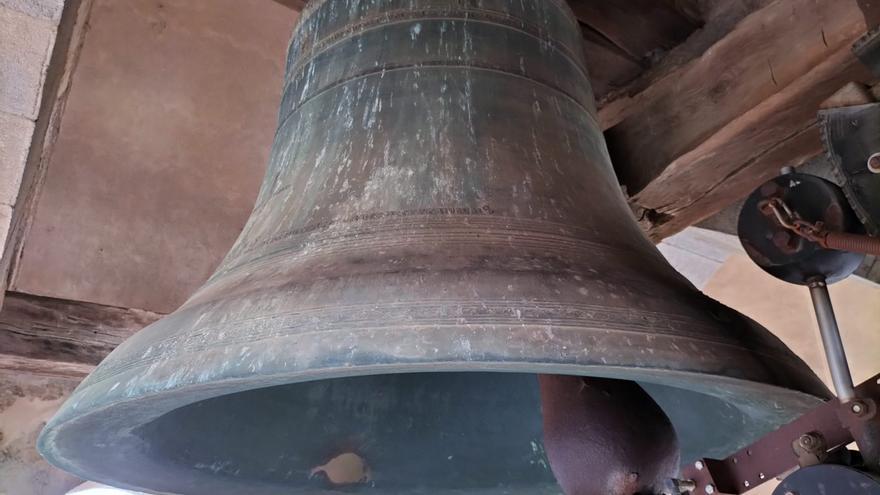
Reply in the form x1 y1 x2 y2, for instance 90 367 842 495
39 0 830 494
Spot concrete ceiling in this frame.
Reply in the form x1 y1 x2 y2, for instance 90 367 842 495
12 0 297 313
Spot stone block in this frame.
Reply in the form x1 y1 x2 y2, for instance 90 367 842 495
0 6 57 119
0 204 12 255
0 0 64 23
0 110 35 206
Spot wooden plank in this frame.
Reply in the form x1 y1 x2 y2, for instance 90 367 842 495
567 0 697 61
606 0 871 196
641 119 821 239
602 0 878 241
0 291 161 376
0 353 95 379
598 0 774 128
639 45 871 239
580 25 645 99
661 0 704 25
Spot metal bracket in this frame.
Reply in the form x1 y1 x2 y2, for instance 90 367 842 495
854 25 880 78
819 102 880 237
680 372 880 494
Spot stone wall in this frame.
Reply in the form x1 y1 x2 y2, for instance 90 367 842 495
0 0 64 256
0 371 81 495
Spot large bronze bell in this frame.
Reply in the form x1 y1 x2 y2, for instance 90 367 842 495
39 0 829 493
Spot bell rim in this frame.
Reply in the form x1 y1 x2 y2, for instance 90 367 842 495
40 356 826 495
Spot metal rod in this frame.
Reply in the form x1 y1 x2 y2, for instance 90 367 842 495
808 279 856 402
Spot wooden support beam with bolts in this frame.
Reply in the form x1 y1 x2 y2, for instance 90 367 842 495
600 0 880 241
0 292 161 378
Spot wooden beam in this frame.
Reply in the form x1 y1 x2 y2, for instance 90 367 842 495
0 354 95 379
567 0 697 61
579 24 645 99
596 0 772 127
601 0 878 241
0 291 161 378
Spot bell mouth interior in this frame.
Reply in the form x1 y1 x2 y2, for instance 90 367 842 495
137 372 557 494
46 372 764 495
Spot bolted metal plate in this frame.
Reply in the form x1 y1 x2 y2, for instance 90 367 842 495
819 102 880 236
773 464 880 495
738 172 865 285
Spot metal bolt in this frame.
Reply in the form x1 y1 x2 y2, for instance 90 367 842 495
851 401 867 416
759 472 766 480
694 460 704 470
868 152 880 174
798 433 816 448
780 166 795 175
744 480 751 488
677 479 697 492
705 484 716 494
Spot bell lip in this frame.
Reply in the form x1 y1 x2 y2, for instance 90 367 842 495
39 359 826 495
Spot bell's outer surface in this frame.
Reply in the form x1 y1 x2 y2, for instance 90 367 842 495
40 0 828 492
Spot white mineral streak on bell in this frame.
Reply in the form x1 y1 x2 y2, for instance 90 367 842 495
531 125 542 166
299 58 318 105
341 85 355 130
410 22 421 41
438 21 447 51
363 91 381 131
195 460 234 475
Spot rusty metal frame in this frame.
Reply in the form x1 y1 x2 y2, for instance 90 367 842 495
681 372 880 494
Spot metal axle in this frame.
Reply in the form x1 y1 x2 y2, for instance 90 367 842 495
807 278 855 402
